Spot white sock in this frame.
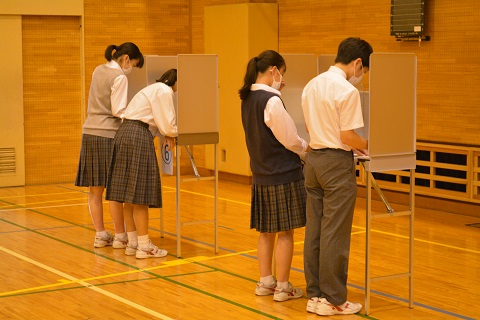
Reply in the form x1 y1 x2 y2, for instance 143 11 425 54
96 230 108 238
260 275 275 285
277 281 289 290
115 232 127 240
138 234 150 249
127 231 138 247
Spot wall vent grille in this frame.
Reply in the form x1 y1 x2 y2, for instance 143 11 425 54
0 148 16 176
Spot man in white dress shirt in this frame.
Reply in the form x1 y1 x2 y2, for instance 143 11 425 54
301 37 373 316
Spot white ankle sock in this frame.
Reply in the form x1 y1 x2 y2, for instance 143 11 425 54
260 275 275 285
115 232 127 240
96 230 108 237
138 235 150 248
127 231 138 247
277 281 289 289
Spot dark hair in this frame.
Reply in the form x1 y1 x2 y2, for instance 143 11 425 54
104 42 144 68
156 68 177 87
334 37 373 68
238 50 286 101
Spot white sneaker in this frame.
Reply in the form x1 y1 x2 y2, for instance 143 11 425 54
306 297 319 313
94 232 114 248
136 241 168 259
255 277 277 296
125 243 137 256
316 298 362 315
113 236 128 249
273 282 303 302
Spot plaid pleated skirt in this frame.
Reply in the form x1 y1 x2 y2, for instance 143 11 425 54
106 119 162 208
250 179 306 233
75 134 113 187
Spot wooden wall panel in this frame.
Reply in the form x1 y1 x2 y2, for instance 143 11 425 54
277 0 480 146
22 16 81 185
190 0 276 54
83 0 195 173
21 0 480 184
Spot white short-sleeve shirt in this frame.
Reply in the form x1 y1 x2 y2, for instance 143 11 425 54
301 66 364 151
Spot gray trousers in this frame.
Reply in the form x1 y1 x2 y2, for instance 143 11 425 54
303 148 357 306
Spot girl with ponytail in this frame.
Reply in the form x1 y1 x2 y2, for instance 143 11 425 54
239 50 308 302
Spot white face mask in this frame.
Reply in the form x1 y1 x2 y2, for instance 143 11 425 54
271 68 282 90
122 57 133 75
122 65 133 75
348 61 364 85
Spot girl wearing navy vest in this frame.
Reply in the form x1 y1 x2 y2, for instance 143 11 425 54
239 50 308 302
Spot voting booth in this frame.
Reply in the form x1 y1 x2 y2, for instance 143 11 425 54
128 54 219 258
282 53 416 315
363 53 416 315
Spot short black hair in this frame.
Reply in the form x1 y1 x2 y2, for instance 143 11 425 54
335 37 373 68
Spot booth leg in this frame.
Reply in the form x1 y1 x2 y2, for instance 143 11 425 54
176 146 182 258
365 171 372 315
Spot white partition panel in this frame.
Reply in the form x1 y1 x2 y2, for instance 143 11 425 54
355 91 370 139
317 54 335 74
177 54 218 145
281 54 318 142
365 53 417 172
127 55 177 103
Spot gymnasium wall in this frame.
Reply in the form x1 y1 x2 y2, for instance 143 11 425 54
277 0 479 147
22 16 82 185
12 0 480 185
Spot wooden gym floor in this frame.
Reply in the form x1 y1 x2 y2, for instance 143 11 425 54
0 175 479 319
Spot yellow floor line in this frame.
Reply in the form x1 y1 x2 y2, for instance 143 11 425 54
0 198 88 209
1 203 89 211
0 190 176 210
2 185 477 262
162 186 250 206
353 226 480 255
0 245 174 320
0 246 260 298
0 191 80 199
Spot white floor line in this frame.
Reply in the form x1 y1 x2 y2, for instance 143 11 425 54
0 203 88 211
0 245 174 320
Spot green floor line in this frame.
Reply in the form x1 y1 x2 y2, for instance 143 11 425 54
0 218 283 319
0 192 374 320
0 198 96 233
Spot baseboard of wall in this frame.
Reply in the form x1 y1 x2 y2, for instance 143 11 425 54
218 171 252 185
165 166 252 185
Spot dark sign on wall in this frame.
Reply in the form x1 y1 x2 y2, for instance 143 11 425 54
390 0 425 38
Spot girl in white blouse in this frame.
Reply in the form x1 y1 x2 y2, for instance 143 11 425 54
106 69 178 259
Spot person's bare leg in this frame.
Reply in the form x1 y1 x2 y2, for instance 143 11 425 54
123 202 135 233
133 204 149 236
275 229 294 282
88 186 106 231
258 232 277 277
108 200 126 234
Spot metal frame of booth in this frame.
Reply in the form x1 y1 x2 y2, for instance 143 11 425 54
128 54 219 258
